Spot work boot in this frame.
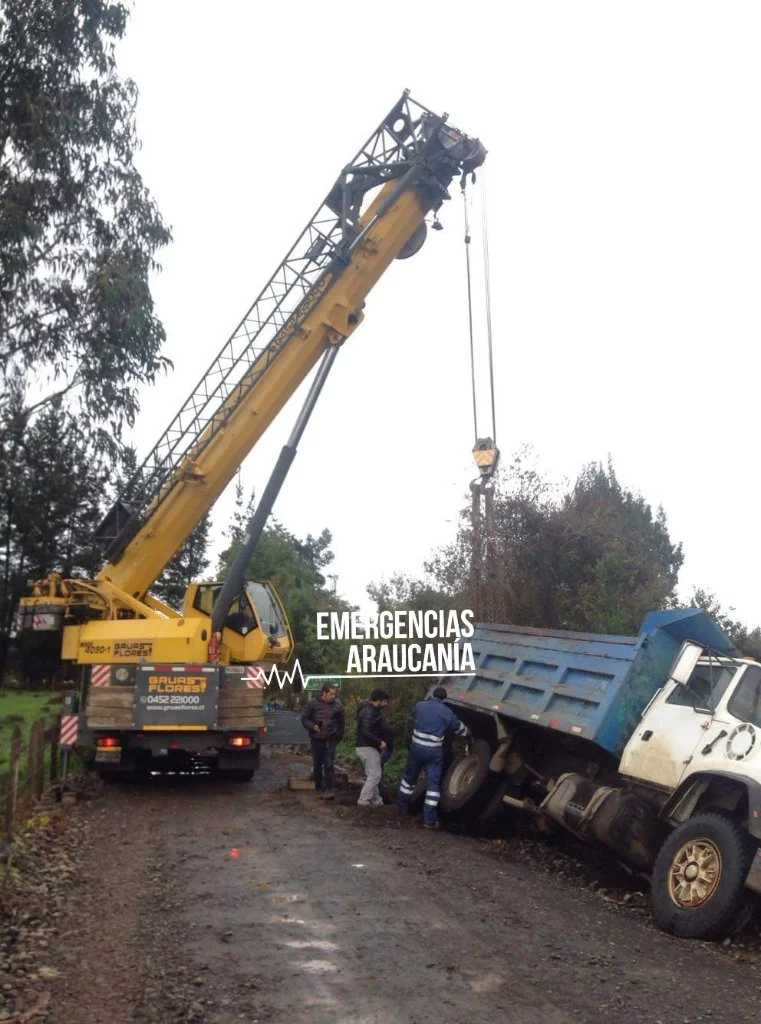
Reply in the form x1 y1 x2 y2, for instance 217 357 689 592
423 821 440 830
323 790 336 801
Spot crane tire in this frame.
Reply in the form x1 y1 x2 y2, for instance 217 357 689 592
651 812 756 939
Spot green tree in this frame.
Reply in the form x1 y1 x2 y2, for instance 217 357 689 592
400 451 684 636
0 0 171 436
691 588 761 656
553 460 683 634
0 396 110 678
366 573 450 614
217 489 354 677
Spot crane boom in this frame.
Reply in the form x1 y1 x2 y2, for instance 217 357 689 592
95 93 485 600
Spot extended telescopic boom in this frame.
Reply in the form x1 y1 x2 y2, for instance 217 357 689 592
94 93 486 602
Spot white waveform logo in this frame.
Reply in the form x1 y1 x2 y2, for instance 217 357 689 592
253 660 307 691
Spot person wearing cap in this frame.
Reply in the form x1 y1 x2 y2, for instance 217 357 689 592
301 682 345 800
355 689 391 806
397 686 468 829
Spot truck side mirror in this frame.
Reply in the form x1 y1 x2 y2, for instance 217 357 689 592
670 642 703 685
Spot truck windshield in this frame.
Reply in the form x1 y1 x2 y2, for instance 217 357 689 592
667 660 737 711
727 665 761 727
246 583 286 637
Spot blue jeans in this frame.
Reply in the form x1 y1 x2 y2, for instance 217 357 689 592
397 743 444 826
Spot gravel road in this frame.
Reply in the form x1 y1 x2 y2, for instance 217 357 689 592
4 752 761 1024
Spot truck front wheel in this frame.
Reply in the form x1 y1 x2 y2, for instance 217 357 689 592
651 813 755 939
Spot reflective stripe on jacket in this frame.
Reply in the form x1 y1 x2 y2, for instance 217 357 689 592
410 698 467 749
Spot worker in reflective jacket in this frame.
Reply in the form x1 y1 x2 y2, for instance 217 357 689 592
397 686 468 829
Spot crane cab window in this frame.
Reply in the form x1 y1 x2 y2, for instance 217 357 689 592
246 583 285 637
667 660 737 712
192 584 259 636
193 585 218 617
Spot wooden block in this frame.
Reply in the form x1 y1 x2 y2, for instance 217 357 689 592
87 691 135 709
86 715 133 729
288 776 315 791
218 693 264 708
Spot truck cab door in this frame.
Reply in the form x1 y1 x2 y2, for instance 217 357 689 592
619 645 738 792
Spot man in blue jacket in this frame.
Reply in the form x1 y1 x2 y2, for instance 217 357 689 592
397 686 468 829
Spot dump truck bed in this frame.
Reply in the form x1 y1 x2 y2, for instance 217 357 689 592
444 609 734 757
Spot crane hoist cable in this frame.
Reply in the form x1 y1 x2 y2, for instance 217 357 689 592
462 182 479 446
463 171 512 623
482 172 498 458
461 173 499 487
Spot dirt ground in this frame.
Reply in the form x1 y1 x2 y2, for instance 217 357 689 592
4 752 761 1024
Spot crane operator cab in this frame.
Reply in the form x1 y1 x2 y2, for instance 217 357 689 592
186 581 292 665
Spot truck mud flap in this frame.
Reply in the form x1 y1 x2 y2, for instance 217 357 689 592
262 711 308 745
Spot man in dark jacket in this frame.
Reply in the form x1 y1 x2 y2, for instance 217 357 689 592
301 683 345 800
355 689 390 806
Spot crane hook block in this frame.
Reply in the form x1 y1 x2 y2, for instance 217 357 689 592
473 437 499 478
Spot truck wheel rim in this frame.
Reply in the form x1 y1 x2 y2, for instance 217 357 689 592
449 755 479 796
667 839 722 909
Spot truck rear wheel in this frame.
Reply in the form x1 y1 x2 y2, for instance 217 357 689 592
440 739 495 821
474 775 514 831
651 813 755 939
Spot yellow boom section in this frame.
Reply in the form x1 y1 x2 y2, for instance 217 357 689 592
99 180 427 598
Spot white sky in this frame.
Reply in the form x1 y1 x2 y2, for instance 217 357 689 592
117 1 761 627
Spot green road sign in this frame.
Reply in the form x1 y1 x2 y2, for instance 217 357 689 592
304 677 343 691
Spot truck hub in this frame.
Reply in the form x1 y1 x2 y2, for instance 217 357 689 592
668 839 722 908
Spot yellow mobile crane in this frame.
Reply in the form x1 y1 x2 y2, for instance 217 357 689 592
17 93 486 777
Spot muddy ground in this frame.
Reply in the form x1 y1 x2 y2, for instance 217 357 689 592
3 752 761 1024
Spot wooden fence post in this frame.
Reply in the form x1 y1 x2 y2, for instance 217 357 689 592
5 726 22 840
48 720 60 786
27 719 45 805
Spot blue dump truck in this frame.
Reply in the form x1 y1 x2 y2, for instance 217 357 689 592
438 608 761 939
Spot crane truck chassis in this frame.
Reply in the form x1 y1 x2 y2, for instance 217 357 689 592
17 93 486 778
433 608 761 939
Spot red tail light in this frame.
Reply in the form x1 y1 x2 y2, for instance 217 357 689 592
96 737 119 748
228 736 252 747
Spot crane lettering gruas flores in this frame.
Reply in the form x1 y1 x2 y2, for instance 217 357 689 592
19 92 487 671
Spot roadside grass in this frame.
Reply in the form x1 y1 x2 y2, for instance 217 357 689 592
0 690 64 772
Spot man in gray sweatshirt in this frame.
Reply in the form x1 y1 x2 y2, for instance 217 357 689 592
355 689 391 806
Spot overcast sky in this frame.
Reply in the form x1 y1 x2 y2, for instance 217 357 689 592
116 1 761 626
